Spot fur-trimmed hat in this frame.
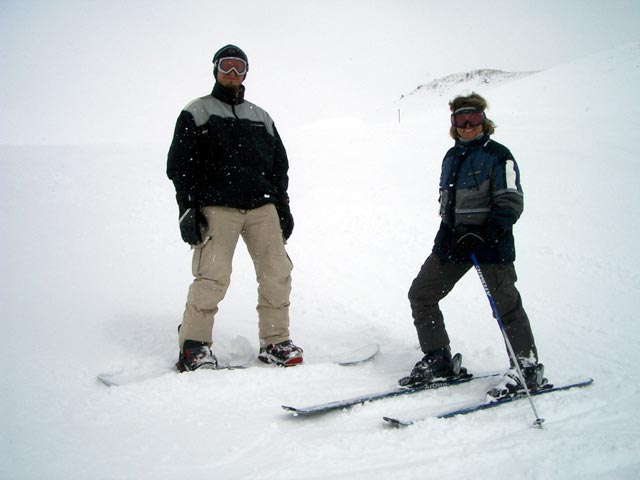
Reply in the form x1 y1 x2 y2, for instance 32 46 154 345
449 92 495 139
449 92 488 113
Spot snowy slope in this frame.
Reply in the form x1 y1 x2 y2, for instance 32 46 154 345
2 42 640 479
393 68 539 123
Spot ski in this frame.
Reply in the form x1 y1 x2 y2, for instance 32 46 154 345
97 343 380 387
282 371 501 416
383 377 594 427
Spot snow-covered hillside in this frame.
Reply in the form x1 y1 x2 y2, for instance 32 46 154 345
2 42 640 479
401 68 538 100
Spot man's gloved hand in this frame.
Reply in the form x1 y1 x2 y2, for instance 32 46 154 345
179 207 208 245
276 202 294 240
453 225 485 259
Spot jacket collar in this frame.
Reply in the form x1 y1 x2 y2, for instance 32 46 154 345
456 132 490 147
455 132 491 153
212 82 245 105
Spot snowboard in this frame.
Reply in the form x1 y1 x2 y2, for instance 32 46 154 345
97 343 380 387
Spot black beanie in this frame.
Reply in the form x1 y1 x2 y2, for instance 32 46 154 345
212 44 249 77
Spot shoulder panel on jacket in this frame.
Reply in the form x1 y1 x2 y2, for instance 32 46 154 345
183 95 275 136
483 138 513 159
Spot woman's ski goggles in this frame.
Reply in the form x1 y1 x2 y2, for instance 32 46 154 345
451 108 486 128
216 57 248 75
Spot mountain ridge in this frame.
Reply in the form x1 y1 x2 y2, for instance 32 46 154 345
400 68 539 101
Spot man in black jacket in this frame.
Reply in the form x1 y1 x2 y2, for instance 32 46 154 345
399 93 545 399
167 45 302 371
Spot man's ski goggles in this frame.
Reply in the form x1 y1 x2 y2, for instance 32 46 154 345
451 108 486 128
216 57 248 75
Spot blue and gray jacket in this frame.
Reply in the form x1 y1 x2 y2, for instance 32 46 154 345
433 133 524 264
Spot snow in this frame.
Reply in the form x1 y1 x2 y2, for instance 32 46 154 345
2 42 640 479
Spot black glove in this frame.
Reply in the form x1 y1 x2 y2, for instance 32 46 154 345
179 207 208 245
482 222 505 245
275 203 294 240
453 225 485 259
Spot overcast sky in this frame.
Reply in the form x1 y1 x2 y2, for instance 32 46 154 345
2 0 639 144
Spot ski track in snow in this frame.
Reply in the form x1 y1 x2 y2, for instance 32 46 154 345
2 42 640 479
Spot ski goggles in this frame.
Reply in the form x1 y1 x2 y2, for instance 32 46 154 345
451 108 486 128
216 57 248 75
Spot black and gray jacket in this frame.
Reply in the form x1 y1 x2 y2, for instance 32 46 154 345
167 83 290 214
433 133 524 264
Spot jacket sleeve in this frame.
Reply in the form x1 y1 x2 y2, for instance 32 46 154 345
270 124 294 238
487 154 524 231
270 124 290 208
167 110 200 209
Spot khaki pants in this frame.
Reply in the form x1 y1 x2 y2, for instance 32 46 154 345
178 204 293 351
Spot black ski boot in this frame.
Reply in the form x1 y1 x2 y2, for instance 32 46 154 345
258 340 304 367
176 342 218 372
487 363 547 400
399 346 465 387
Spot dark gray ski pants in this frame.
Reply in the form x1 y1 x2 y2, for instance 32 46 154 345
408 253 538 364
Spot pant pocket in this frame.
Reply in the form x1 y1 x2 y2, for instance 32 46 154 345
191 246 203 277
191 235 213 277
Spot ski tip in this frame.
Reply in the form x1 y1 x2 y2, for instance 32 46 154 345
97 374 118 387
383 416 413 427
281 405 299 415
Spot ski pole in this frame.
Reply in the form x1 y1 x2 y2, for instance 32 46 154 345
470 253 545 427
